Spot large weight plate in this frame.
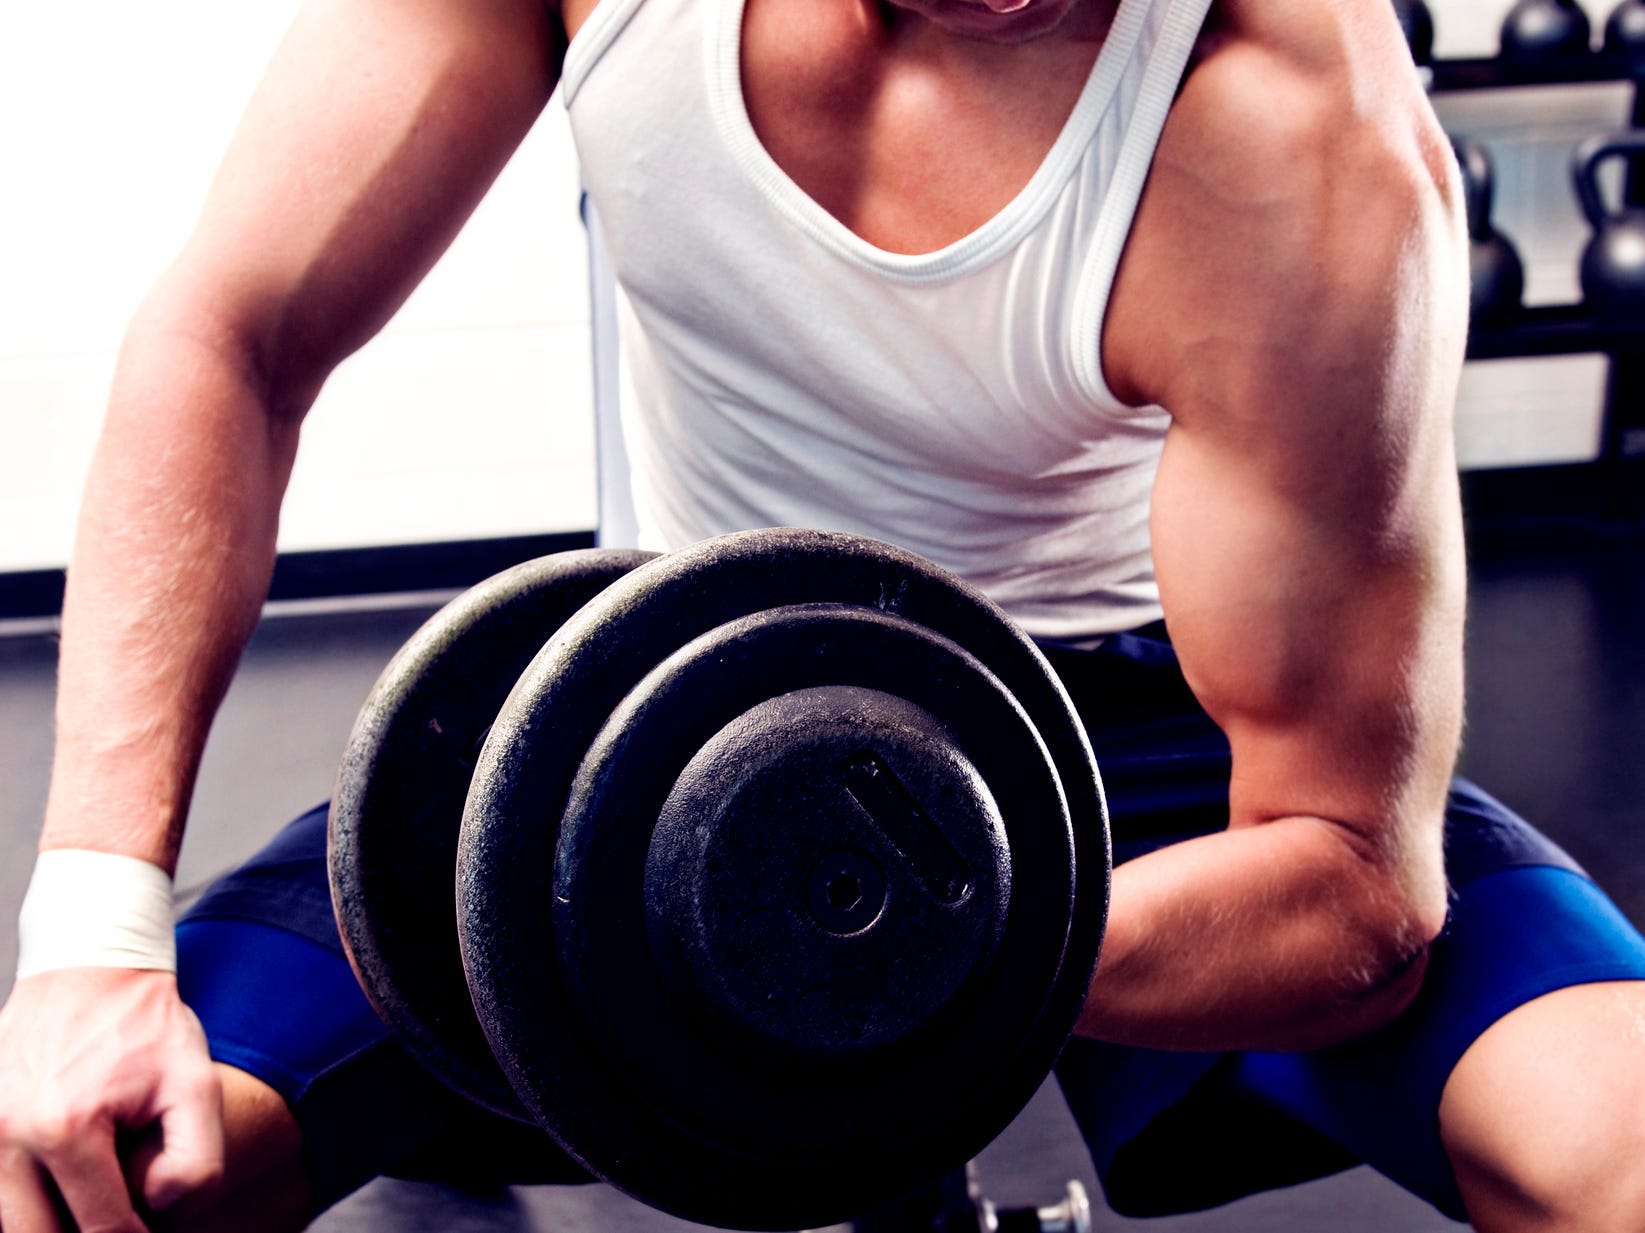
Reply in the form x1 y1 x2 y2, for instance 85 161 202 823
556 607 1071 1155
328 548 654 1116
457 529 1109 1227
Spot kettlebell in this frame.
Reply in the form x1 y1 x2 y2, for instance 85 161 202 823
1500 0 1592 58
1573 131 1645 320
1393 0 1436 64
1453 136 1525 325
1603 0 1645 60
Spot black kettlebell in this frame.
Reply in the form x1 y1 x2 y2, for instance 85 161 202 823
1573 131 1645 320
1393 0 1436 64
1500 0 1592 57
1604 0 1645 60
1453 136 1525 325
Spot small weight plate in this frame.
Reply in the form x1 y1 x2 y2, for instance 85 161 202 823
457 529 1108 1227
642 680 1012 1062
328 547 653 1116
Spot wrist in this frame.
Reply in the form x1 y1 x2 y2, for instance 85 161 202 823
16 849 177 978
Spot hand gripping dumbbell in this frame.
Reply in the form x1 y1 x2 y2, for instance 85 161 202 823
327 528 1110 1230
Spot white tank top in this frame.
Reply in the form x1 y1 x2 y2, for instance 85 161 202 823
564 0 1210 641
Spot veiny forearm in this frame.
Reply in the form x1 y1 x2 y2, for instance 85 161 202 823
35 0 565 872
41 309 304 870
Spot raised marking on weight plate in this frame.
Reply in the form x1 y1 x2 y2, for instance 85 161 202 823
842 752 972 904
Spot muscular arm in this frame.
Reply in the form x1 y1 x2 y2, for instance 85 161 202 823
45 0 565 867
0 4 565 1227
1079 0 1469 1051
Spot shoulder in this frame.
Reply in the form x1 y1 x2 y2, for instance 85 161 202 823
1103 0 1465 413
1177 0 1453 200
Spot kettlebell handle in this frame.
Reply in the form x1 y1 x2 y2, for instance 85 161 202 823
1452 135 1496 238
1572 130 1645 228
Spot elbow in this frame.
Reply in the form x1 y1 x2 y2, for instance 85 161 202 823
129 268 324 433
1345 907 1439 1034
1330 835 1450 1039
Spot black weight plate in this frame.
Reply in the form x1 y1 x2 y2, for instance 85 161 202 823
328 548 654 1116
457 529 1108 1228
638 676 1014 1064
553 606 1071 1167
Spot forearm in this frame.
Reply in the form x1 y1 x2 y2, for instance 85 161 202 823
42 306 303 870
1078 811 1439 1053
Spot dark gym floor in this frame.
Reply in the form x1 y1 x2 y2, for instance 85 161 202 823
2 508 1641 1232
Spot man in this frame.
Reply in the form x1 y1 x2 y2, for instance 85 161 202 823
3 0 1644 1230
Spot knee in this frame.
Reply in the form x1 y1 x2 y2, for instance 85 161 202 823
1450 1124 1645 1233
1441 983 1645 1232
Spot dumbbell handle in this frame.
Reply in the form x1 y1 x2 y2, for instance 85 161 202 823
981 1181 1091 1233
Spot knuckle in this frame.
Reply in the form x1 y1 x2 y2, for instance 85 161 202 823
185 1064 223 1106
179 1154 226 1193
0 1092 39 1149
32 1105 102 1156
154 1142 226 1193
0 1142 28 1176
28 1113 76 1155
0 1103 46 1152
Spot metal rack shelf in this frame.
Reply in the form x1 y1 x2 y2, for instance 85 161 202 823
1467 303 1645 359
1428 53 1643 92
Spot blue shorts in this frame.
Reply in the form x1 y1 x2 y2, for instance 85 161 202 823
176 811 596 1208
177 625 1645 1218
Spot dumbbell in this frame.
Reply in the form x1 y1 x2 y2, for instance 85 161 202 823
854 1164 1091 1233
328 528 1111 1231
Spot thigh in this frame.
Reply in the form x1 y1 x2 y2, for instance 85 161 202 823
125 1063 311 1233
1439 978 1645 1229
177 805 591 1214
1228 797 1645 1221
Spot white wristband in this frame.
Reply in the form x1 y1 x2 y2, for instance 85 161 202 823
16 849 176 978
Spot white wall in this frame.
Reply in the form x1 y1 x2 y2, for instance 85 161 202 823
0 2 595 574
0 0 1637 577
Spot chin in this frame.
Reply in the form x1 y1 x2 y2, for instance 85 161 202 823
884 0 1083 43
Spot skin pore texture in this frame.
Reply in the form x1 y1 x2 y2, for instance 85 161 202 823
2 1 1642 1231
